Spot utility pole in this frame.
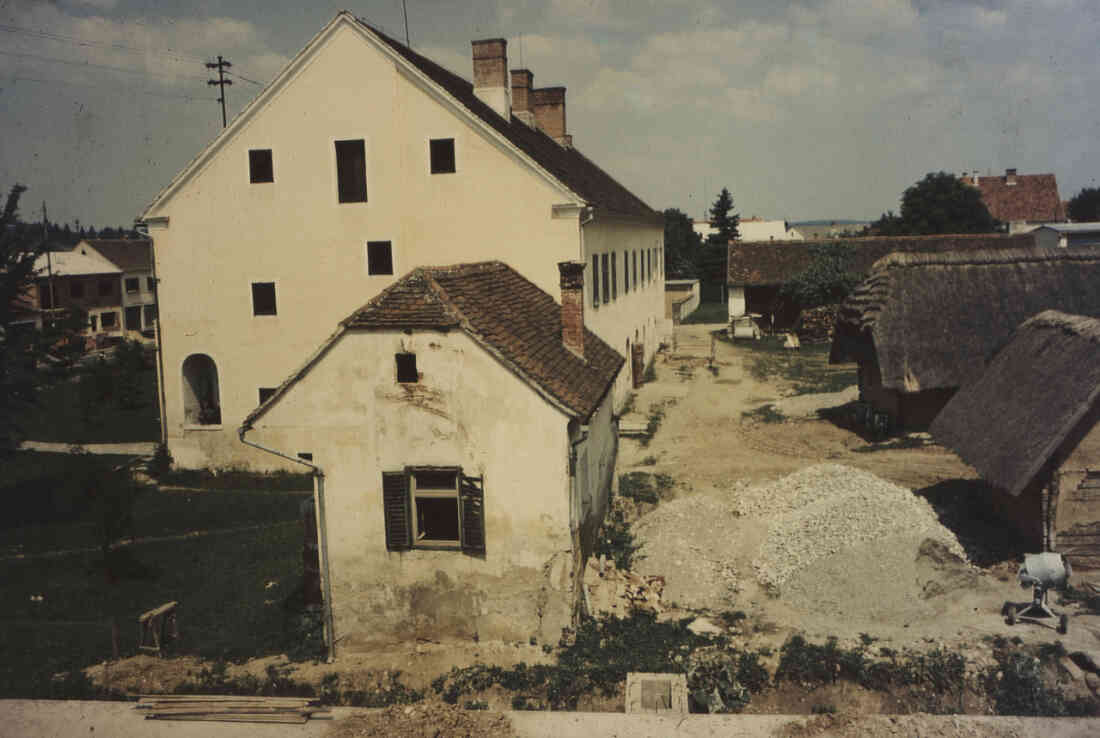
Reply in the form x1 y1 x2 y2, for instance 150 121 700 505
402 0 410 46
42 202 55 314
206 56 233 128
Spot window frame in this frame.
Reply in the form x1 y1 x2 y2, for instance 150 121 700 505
382 468 485 554
334 138 368 204
248 148 274 184
251 281 278 317
409 467 462 548
100 310 118 329
367 241 394 276
395 352 418 383
429 137 456 174
124 277 140 294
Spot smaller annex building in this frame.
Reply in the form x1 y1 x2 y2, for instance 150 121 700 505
931 311 1100 568
239 261 622 651
830 247 1100 430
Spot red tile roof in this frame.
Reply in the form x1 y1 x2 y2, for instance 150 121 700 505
361 20 658 220
961 173 1064 223
242 262 623 428
727 234 1036 286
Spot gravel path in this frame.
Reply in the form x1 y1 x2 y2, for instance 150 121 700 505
742 464 968 592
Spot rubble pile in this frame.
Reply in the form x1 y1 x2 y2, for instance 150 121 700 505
584 557 665 617
632 495 741 610
741 464 969 592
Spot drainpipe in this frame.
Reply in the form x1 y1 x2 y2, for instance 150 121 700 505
568 425 589 620
149 242 168 446
239 428 336 663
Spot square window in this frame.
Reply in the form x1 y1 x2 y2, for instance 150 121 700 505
258 387 277 404
70 281 85 299
98 279 113 297
125 277 139 294
335 139 367 203
396 353 417 383
429 138 456 174
251 282 277 316
367 241 394 275
249 149 274 183
100 311 117 329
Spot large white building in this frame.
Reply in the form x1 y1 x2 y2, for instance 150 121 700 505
140 12 666 469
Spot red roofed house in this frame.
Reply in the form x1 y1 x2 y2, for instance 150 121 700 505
240 261 622 651
960 169 1065 234
139 12 665 470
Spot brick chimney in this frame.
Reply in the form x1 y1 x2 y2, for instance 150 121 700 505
1006 168 1018 186
534 86 571 147
558 261 585 359
511 69 535 127
472 38 510 119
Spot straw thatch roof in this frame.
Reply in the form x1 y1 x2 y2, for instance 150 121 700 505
726 233 1035 287
830 247 1100 392
931 311 1100 496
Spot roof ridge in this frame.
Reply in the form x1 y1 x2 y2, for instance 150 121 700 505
1024 310 1100 342
871 246 1100 271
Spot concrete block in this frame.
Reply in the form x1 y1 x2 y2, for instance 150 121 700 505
625 672 688 714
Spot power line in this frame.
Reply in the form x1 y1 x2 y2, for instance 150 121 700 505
0 22 206 64
0 48 208 82
226 70 263 86
7 74 220 102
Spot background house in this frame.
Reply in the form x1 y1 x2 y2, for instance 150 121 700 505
960 169 1065 234
140 12 665 470
664 278 700 325
931 311 1100 568
80 239 157 338
831 247 1100 430
29 246 123 346
1032 223 1100 250
737 217 803 242
726 233 1035 329
241 261 622 648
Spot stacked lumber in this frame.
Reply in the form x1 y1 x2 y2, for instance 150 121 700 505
136 695 329 723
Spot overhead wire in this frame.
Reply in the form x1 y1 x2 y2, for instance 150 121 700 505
6 74 220 102
0 48 209 82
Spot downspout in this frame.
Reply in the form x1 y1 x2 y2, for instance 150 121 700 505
149 241 168 445
239 428 336 663
568 425 590 621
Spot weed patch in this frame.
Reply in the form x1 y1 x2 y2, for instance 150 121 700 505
741 404 786 424
725 337 855 395
618 472 674 505
319 671 424 707
159 467 312 491
593 501 638 570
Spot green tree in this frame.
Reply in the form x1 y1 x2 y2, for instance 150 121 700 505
663 208 702 278
869 172 999 235
1067 187 1100 222
779 242 863 310
707 187 740 244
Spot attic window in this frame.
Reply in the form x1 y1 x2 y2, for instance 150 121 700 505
249 149 274 183
396 353 418 383
251 282 277 316
367 241 393 275
429 138 456 174
335 139 367 203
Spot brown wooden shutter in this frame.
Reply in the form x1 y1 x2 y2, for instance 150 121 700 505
459 474 485 555
382 471 411 551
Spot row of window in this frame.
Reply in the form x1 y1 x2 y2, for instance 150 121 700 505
591 246 663 308
249 243 394 316
247 138 458 202
86 305 157 333
41 276 154 304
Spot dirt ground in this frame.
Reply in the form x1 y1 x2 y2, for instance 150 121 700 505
618 323 1100 657
86 322 1100 718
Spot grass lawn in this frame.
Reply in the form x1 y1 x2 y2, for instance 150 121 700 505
680 301 728 324
721 334 857 395
0 451 312 696
18 366 159 444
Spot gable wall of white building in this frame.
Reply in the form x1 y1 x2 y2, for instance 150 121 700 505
148 22 661 469
252 328 583 647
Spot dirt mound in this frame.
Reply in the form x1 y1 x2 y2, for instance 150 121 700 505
632 494 741 610
326 700 513 738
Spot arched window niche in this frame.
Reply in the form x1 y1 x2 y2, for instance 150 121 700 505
182 354 221 426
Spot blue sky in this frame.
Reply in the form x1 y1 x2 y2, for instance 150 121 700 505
1 0 1097 228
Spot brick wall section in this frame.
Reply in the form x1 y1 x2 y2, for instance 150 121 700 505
559 261 586 359
472 38 507 89
511 69 533 117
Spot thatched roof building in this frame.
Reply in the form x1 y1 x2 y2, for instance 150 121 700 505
932 311 1100 496
831 247 1100 394
931 311 1100 565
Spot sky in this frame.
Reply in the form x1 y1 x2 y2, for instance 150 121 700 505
1 0 1098 229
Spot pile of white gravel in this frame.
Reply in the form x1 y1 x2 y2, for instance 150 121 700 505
632 494 742 611
743 464 969 592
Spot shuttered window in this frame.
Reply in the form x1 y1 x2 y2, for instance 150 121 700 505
591 255 600 307
381 469 485 555
335 139 367 203
633 251 638 290
611 252 618 300
601 254 609 305
623 250 629 292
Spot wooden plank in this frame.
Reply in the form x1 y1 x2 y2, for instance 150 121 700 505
138 694 315 703
139 601 178 623
146 714 308 724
